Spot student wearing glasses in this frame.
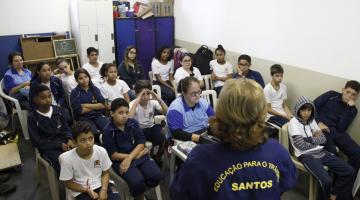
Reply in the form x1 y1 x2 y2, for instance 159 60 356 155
174 53 204 88
167 76 215 142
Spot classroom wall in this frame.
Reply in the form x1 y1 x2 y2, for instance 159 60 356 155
0 0 71 36
174 0 360 81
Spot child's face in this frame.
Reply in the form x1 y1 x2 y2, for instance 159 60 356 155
127 48 136 61
106 66 118 81
111 106 129 126
12 56 23 69
88 51 98 63
272 73 283 84
215 50 225 62
299 108 312 121
34 90 52 108
238 59 250 74
180 56 192 70
342 87 358 103
38 64 52 82
75 131 94 155
160 48 170 61
76 73 90 87
57 61 71 74
138 89 151 103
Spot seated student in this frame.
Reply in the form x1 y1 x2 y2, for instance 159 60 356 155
28 85 74 174
59 121 121 200
29 61 67 111
70 68 109 138
102 98 162 200
289 96 354 200
3 52 32 109
174 53 204 88
170 79 297 200
129 80 167 163
167 77 215 142
210 45 232 96
233 54 265 88
118 46 144 99
99 63 130 104
264 64 293 127
314 80 360 171
151 46 176 105
82 47 103 86
54 58 77 94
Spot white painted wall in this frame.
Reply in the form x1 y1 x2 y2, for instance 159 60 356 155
0 0 71 36
174 0 360 80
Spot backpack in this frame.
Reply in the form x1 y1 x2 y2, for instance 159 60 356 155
193 45 213 75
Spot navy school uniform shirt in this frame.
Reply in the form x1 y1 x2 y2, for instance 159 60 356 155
28 105 72 152
70 84 105 120
171 139 298 200
102 118 145 171
29 76 66 110
314 90 358 133
118 61 144 89
233 69 265 88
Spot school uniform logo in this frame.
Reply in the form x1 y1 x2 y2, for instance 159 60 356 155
94 160 101 168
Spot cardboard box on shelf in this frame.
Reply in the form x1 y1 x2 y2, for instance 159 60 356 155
149 2 161 16
161 2 173 16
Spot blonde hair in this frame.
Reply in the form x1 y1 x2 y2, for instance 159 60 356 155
210 79 267 150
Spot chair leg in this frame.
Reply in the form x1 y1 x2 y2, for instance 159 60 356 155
47 166 60 200
309 175 317 200
35 157 41 185
155 185 162 200
19 110 29 140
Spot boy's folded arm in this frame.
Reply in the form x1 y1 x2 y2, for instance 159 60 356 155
65 180 87 193
110 152 129 161
311 134 326 145
292 135 317 151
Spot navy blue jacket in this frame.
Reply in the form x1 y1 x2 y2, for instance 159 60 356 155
170 139 297 200
28 105 72 151
29 76 66 110
314 90 358 133
118 61 144 89
70 84 105 120
233 69 265 88
102 119 145 171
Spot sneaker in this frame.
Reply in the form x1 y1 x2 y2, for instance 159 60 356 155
0 174 10 183
0 183 16 195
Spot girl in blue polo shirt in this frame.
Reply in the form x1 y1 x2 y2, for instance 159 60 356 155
167 76 215 142
102 98 162 199
171 79 297 200
70 68 109 138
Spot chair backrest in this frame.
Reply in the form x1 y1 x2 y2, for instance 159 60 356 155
280 123 290 151
152 84 162 98
149 71 153 83
202 74 213 90
200 89 217 109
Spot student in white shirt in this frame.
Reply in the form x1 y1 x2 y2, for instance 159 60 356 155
99 63 130 104
210 45 233 96
129 80 168 164
264 64 293 127
151 46 176 105
82 47 104 87
54 58 77 94
59 121 121 200
174 53 204 89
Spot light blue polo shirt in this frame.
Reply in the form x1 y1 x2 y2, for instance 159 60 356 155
167 96 215 134
3 68 32 92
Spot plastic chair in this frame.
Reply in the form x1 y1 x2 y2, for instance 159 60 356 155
200 89 217 109
35 148 60 200
0 79 29 140
149 71 154 83
280 123 328 200
202 74 213 90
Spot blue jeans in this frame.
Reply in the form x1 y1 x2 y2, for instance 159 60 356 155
75 184 121 200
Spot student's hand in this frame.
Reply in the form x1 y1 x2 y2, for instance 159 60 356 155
136 148 149 159
313 130 323 137
21 81 30 88
318 122 330 133
135 90 146 104
99 188 108 200
287 114 294 120
53 68 61 75
67 140 75 150
61 143 68 151
120 157 132 174
147 89 160 100
348 99 356 107
86 188 98 199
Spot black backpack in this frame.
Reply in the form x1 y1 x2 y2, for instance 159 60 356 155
193 45 213 75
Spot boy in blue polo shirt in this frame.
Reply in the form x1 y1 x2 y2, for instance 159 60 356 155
102 98 162 200
28 84 74 174
233 54 265 88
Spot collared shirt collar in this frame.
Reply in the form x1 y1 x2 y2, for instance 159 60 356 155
181 96 200 111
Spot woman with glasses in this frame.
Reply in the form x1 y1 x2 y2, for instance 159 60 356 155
167 76 214 142
174 53 204 89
